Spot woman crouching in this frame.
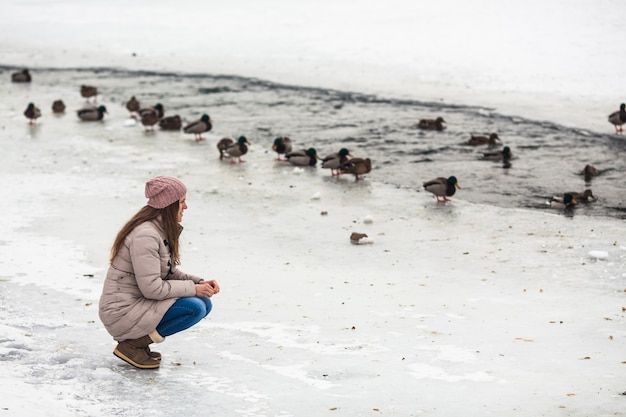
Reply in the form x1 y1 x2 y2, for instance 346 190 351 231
99 176 220 369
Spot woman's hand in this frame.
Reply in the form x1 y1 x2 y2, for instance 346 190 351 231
195 280 220 297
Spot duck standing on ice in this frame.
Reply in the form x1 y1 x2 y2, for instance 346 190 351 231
423 176 460 202
608 103 626 134
183 114 212 141
272 136 293 160
322 148 352 176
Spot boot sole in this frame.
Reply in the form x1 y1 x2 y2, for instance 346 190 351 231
113 348 160 369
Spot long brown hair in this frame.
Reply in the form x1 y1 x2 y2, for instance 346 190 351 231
110 202 182 266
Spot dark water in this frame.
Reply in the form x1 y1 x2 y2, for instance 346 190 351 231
4 65 625 220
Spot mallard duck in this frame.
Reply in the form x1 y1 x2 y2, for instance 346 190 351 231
77 105 107 121
140 108 159 131
286 148 319 166
183 114 212 141
272 136 293 160
80 85 98 102
466 133 501 146
217 137 234 160
608 103 626 134
482 146 512 161
24 103 41 124
12 69 31 83
340 157 372 181
555 189 596 202
321 148 352 176
126 96 140 116
159 115 182 131
51 100 66 113
138 103 164 119
423 176 460 202
549 193 577 209
417 117 446 130
218 136 250 163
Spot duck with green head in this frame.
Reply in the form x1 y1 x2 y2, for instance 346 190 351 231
423 176 460 202
549 193 577 209
24 102 41 124
272 136 293 160
218 136 250 163
183 113 212 141
322 148 352 176
482 146 512 162
77 105 108 121
12 69 31 83
286 148 319 166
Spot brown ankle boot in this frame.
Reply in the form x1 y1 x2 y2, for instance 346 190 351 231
113 335 160 369
146 346 161 361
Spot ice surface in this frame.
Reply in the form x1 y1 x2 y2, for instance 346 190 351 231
0 1 624 416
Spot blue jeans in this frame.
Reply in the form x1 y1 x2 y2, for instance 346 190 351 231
156 297 213 337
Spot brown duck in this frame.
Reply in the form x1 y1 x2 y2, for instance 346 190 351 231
126 96 140 116
466 133 501 146
159 115 182 131
52 100 66 113
81 85 98 102
417 117 446 130
340 157 372 181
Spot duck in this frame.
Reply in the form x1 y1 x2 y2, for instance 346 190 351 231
140 108 159 131
549 193 577 209
126 96 140 117
286 148 319 166
11 69 31 83
417 117 446 130
339 157 372 181
321 148 352 176
77 105 107 121
272 136 293 160
466 133 501 146
555 189 596 203
80 85 98 102
51 100 66 113
579 164 598 180
350 232 368 244
608 103 626 134
423 176 460 202
24 103 41 124
217 136 250 163
482 146 512 162
158 115 182 131
217 137 234 160
183 114 212 141
138 103 164 119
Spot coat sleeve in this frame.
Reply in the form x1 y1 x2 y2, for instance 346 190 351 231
168 267 204 283
129 229 196 300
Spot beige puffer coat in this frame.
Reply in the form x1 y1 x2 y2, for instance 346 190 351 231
99 219 202 341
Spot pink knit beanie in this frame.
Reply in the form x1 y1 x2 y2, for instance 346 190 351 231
145 176 187 209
